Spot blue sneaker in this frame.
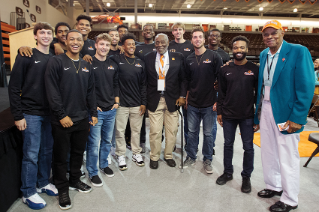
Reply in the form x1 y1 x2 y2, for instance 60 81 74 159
37 183 58 196
22 193 46 210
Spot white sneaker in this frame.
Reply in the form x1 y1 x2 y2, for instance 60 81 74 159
107 154 112 165
117 155 127 171
22 193 46 210
132 154 145 167
37 183 58 196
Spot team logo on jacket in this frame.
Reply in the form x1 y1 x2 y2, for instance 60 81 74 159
88 46 94 50
139 50 143 53
82 67 89 72
244 70 254 75
203 59 211 63
135 63 142 67
108 65 114 70
184 48 191 51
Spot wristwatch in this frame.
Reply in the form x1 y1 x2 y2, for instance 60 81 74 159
115 102 120 106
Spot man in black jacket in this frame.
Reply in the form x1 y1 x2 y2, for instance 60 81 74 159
110 33 146 171
144 33 187 169
9 22 57 210
45 29 98 210
86 33 119 186
216 35 259 193
183 27 222 174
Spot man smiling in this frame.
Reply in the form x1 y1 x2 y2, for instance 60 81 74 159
255 20 314 212
45 29 97 210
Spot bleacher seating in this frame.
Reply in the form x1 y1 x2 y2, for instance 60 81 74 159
1 22 17 68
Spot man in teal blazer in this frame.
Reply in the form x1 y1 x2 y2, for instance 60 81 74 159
254 20 315 212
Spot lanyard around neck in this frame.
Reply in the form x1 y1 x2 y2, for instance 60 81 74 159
266 56 275 80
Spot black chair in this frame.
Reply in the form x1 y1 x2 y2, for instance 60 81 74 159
303 133 319 167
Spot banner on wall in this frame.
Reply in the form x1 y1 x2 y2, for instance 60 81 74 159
23 0 29 8
91 13 123 25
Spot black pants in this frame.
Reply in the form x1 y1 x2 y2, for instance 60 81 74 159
125 115 146 144
51 118 89 191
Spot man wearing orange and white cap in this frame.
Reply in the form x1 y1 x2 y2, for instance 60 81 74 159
254 20 314 212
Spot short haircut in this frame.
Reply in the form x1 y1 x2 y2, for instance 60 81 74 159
121 33 136 45
171 22 185 30
143 24 154 30
66 29 82 40
76 14 92 24
231 35 250 48
155 33 169 42
117 24 128 31
55 22 71 35
209 28 222 37
108 29 118 33
191 26 205 38
33 22 53 35
96 33 112 44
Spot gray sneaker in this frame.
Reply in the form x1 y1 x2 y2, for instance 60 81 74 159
203 159 213 174
179 157 196 168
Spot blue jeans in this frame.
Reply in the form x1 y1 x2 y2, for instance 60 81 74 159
211 111 217 148
86 109 117 177
222 118 254 177
186 105 216 161
21 114 54 198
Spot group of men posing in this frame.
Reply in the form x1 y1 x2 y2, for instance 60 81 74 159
9 15 315 212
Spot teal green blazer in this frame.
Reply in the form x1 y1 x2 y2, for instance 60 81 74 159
254 40 315 134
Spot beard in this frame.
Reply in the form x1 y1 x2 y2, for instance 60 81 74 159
194 43 204 49
233 52 247 61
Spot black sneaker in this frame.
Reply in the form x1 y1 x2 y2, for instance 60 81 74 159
89 175 103 187
69 181 92 193
241 176 251 193
270 201 298 212
58 190 72 210
216 173 233 185
100 167 114 178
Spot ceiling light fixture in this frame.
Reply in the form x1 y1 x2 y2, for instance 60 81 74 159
149 4 153 7
293 8 298 12
259 7 263 11
223 7 228 10
187 4 191 8
106 3 110 7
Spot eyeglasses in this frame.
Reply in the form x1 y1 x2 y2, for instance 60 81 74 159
210 34 220 38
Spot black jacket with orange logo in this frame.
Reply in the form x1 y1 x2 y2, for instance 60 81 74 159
45 54 97 125
217 61 259 119
92 56 119 111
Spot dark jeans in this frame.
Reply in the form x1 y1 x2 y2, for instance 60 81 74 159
222 118 254 177
51 118 89 191
186 105 216 161
182 107 188 146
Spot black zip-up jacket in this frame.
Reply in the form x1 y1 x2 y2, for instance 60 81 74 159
45 54 97 125
217 61 259 119
91 56 119 111
109 54 146 107
185 49 222 108
9 48 52 121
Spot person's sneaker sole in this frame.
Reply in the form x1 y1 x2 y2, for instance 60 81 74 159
69 186 92 193
100 168 115 178
22 198 46 210
119 166 128 171
132 158 145 167
59 203 72 210
205 169 213 174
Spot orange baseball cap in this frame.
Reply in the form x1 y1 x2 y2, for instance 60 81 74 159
262 20 283 32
